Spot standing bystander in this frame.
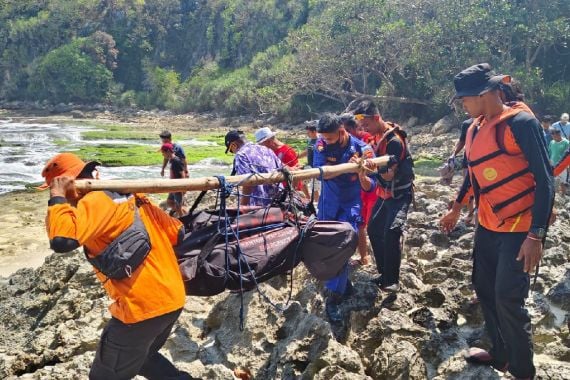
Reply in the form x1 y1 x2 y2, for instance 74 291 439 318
159 130 188 178
161 143 187 217
440 63 554 380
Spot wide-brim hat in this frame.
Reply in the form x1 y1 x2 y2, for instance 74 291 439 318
38 153 100 190
254 127 276 144
453 63 510 99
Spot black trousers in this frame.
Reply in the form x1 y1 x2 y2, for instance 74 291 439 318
473 225 535 378
90 308 191 380
367 194 411 286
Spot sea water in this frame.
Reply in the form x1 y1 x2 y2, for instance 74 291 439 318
0 118 229 194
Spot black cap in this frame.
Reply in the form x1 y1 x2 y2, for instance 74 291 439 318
317 113 341 133
453 63 509 98
224 130 243 153
159 130 172 139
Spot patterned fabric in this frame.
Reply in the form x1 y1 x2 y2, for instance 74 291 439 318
233 142 283 206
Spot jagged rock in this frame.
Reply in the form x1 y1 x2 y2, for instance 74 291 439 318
52 103 72 114
429 231 450 247
456 232 474 249
420 287 446 308
1 167 570 379
432 114 460 136
547 269 570 311
70 110 85 119
405 116 419 128
404 229 428 249
415 245 438 261
314 365 372 380
543 245 570 267
305 339 366 377
369 338 428 379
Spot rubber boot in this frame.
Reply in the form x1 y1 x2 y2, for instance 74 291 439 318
325 292 344 323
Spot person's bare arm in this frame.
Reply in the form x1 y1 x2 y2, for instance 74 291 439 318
161 157 168 177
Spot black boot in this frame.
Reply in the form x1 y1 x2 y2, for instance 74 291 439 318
325 292 344 323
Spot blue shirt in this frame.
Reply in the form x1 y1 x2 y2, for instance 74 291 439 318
306 138 317 167
552 121 570 140
172 143 186 160
313 135 374 227
543 130 553 149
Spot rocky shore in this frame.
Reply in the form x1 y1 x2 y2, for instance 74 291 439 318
0 112 569 379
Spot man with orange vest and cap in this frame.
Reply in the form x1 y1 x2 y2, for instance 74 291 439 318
345 97 415 293
39 153 194 380
440 63 554 380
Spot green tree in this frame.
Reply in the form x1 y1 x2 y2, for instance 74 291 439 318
28 36 114 103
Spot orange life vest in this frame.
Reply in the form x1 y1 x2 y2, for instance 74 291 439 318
372 123 414 200
465 106 535 232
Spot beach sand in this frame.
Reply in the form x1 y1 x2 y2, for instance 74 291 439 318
0 190 52 277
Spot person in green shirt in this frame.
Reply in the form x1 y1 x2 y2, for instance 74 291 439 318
549 129 569 165
549 128 570 195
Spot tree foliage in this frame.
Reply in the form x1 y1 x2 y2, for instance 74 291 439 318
1 0 569 120
28 35 115 103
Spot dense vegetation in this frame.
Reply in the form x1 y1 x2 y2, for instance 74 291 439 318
1 0 569 121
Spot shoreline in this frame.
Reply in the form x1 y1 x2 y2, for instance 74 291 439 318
0 190 51 277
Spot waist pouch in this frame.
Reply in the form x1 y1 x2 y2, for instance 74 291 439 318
85 209 151 280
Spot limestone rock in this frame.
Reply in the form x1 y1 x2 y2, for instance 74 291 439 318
431 114 459 136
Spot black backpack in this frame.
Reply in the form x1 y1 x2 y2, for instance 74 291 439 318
84 193 151 281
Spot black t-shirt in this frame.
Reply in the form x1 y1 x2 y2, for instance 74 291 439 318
459 118 473 143
307 138 317 167
169 156 185 179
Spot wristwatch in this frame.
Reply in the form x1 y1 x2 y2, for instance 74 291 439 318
529 227 546 239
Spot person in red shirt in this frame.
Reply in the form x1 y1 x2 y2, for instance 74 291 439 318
340 113 375 266
255 126 303 190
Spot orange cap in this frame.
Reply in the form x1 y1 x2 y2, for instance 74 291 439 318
38 153 100 190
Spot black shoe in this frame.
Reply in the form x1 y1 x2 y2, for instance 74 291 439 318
325 294 344 323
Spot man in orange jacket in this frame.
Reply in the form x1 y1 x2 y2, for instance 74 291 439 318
441 64 554 379
40 153 193 380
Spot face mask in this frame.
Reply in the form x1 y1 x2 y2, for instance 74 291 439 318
326 131 342 150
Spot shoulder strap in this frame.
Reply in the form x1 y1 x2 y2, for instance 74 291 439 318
559 123 569 139
378 123 408 161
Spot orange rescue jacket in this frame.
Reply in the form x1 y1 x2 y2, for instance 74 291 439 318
372 123 413 200
47 191 186 323
465 105 535 232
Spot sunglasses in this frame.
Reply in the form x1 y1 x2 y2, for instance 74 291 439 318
353 114 374 121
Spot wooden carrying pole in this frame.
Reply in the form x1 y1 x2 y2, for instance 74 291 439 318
75 156 391 194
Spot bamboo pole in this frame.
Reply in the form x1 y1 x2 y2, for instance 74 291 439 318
75 156 391 194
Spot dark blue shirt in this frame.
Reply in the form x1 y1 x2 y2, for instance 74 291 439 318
313 135 374 203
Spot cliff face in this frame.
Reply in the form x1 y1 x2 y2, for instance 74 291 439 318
1 173 569 379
